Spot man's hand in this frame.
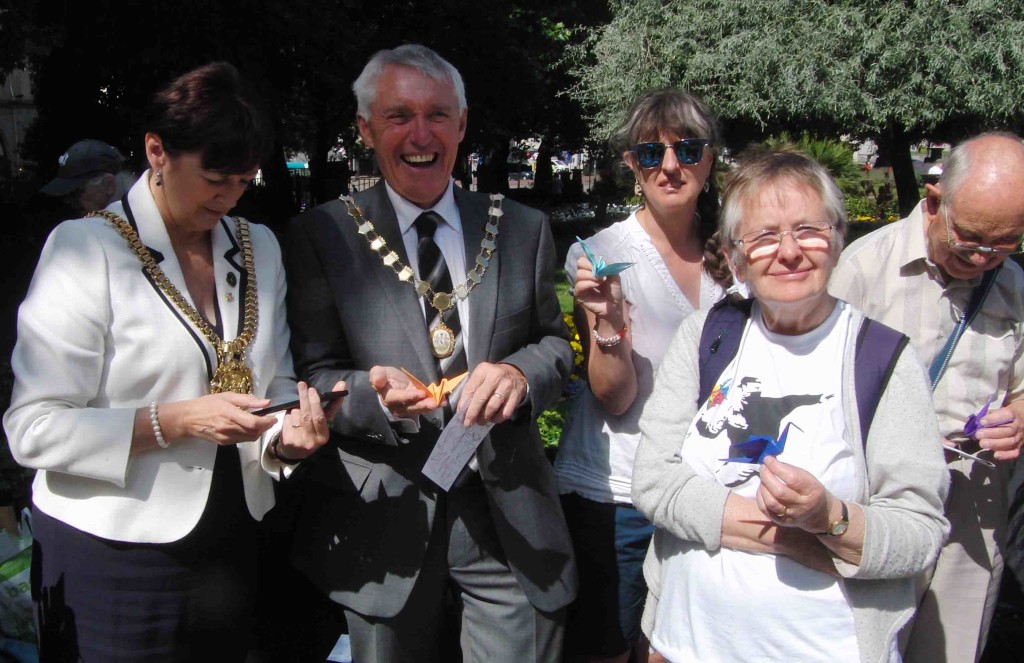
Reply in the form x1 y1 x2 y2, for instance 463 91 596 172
458 362 528 427
369 365 437 419
974 400 1024 461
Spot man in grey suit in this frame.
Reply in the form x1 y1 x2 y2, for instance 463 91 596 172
280 44 576 662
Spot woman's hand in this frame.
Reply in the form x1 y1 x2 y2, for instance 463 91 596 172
275 380 346 461
573 255 624 322
755 456 834 533
163 392 276 446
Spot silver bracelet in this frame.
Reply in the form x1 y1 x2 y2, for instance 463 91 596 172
149 401 168 448
592 322 628 348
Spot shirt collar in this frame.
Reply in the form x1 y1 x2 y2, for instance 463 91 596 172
900 200 932 270
384 179 461 235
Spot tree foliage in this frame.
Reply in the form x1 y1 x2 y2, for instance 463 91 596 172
569 0 1024 214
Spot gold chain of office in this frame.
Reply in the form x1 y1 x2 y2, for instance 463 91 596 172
340 194 504 312
340 193 504 358
87 210 259 394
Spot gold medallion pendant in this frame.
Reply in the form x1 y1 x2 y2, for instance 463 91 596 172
211 343 255 394
430 322 456 359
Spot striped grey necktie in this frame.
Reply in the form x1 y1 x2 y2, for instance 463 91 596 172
414 211 468 381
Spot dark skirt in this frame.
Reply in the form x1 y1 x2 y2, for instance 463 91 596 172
31 446 258 663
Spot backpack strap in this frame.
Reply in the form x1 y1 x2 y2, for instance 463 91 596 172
854 317 909 447
697 297 754 406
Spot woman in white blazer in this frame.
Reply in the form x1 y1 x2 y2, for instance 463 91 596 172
3 62 343 661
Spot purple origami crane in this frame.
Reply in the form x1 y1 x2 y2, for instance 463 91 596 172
964 397 1013 439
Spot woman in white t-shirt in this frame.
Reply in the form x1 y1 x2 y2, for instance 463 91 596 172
555 89 732 663
632 151 950 663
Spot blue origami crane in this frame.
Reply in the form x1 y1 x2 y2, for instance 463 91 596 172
721 422 794 464
577 236 635 278
964 396 1013 439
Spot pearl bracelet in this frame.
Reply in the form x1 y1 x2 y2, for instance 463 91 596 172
149 401 168 448
592 322 628 348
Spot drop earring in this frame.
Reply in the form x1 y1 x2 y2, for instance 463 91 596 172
155 171 163 187
703 179 710 193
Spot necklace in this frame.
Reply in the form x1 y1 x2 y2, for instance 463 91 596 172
88 210 259 394
340 193 504 358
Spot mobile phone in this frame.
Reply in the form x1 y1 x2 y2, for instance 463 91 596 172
252 389 349 416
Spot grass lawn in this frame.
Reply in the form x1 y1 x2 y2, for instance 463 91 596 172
555 268 574 315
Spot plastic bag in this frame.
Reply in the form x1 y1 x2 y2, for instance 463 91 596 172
0 509 36 661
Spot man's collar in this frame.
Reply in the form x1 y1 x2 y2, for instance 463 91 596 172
384 179 461 234
901 200 932 270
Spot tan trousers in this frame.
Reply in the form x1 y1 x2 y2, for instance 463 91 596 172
902 459 1010 663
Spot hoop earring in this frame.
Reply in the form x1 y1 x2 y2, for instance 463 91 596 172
155 171 163 187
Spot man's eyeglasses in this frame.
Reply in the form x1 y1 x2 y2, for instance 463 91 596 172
943 206 1023 256
628 139 711 169
732 222 835 260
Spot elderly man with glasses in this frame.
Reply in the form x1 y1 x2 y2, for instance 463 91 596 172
830 132 1024 663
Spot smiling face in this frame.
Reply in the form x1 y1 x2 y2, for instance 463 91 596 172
625 132 712 220
146 133 256 234
358 64 467 209
729 179 838 333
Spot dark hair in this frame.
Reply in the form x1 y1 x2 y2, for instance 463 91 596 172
613 89 731 287
146 61 272 173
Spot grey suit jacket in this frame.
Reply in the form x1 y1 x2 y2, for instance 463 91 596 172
283 181 577 618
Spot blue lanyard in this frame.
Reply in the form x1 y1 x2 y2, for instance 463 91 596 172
928 267 1000 391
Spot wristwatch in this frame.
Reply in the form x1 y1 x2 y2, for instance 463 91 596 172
821 500 849 537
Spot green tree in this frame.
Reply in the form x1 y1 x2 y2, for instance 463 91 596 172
568 0 1024 216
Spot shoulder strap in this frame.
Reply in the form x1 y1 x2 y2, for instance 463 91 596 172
927 266 1000 389
854 317 909 447
697 297 754 406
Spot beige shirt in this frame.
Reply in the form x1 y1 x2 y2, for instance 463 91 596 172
829 201 1024 437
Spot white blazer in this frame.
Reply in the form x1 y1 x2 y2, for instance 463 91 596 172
4 173 295 543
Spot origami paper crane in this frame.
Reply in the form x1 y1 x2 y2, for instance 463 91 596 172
577 236 635 278
401 368 468 407
963 396 1014 439
721 422 794 464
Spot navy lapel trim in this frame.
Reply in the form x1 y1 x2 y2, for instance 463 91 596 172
123 195 215 381
219 217 245 338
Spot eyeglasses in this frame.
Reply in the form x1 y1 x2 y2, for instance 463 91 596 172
628 139 711 169
943 206 1023 256
732 222 835 260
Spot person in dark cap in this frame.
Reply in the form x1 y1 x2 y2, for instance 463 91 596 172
40 139 131 213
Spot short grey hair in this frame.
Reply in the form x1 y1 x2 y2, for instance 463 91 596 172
353 44 466 119
721 150 848 264
940 131 1024 209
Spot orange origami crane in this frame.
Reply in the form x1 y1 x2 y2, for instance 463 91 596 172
401 368 468 406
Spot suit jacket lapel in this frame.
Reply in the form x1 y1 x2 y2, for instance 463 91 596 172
211 218 243 339
455 187 499 366
354 182 439 380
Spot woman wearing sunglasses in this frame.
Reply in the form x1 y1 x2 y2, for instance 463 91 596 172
633 151 950 663
554 89 733 663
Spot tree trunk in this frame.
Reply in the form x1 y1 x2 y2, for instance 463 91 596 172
884 124 920 218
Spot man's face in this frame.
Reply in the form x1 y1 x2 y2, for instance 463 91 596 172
358 64 467 209
924 181 1024 281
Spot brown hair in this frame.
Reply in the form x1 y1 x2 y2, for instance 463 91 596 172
146 61 272 174
614 89 731 287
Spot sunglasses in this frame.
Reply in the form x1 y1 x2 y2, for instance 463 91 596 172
629 139 711 168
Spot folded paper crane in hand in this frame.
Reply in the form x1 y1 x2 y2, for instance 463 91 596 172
401 368 467 407
721 422 796 465
577 236 635 278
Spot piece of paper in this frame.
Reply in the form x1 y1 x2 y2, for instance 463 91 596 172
577 236 635 278
422 417 495 491
401 368 467 407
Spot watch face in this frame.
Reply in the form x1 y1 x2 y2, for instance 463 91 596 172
829 520 849 537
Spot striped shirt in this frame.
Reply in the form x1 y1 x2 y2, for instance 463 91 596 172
829 201 1024 438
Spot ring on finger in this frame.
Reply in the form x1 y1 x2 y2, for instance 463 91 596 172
492 391 506 401
776 506 788 518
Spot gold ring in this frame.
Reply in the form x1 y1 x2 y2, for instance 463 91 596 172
291 422 303 428
493 392 506 400
776 507 788 518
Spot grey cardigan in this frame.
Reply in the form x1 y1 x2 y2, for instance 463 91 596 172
633 306 950 663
